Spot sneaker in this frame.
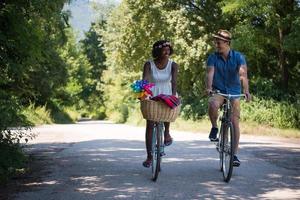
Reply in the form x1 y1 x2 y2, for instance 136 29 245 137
233 155 241 167
209 127 219 142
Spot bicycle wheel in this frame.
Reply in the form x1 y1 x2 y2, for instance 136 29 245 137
221 122 234 182
218 123 224 172
151 123 161 181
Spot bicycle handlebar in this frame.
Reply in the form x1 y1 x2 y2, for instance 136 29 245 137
210 90 245 99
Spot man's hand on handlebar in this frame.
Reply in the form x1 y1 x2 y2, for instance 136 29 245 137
244 92 251 102
206 88 213 96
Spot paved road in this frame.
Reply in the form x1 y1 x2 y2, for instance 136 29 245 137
5 121 300 200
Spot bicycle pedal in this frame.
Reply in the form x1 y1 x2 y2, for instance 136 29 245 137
160 152 166 156
211 138 219 142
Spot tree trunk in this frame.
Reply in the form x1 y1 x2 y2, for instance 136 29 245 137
276 0 295 90
277 27 288 89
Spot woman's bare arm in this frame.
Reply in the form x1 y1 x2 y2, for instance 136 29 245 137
171 62 178 95
142 61 151 81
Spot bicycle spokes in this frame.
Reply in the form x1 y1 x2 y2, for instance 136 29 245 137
221 123 234 182
151 122 163 182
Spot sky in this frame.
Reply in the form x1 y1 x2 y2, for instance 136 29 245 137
63 0 120 40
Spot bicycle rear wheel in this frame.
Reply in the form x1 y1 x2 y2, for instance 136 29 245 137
221 122 234 182
151 123 161 181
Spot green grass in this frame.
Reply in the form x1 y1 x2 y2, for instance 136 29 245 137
174 118 300 138
22 103 83 125
126 115 300 138
22 103 53 125
240 121 300 138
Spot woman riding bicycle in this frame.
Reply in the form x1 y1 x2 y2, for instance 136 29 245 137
142 40 179 168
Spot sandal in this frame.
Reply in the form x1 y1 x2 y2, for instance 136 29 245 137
142 158 152 168
164 136 173 146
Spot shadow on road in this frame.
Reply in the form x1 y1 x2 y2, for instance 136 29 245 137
1 139 300 199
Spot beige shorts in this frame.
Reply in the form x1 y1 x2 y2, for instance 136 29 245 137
208 94 240 118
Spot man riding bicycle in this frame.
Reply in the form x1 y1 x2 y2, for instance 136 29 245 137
206 29 251 167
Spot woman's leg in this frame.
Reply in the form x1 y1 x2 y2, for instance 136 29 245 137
164 122 173 145
145 120 154 159
164 122 170 136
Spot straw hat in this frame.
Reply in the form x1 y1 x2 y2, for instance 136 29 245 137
212 30 232 42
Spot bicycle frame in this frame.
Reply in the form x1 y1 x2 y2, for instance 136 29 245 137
214 91 245 182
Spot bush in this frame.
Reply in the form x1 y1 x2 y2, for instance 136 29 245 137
0 127 34 185
251 77 284 100
125 102 145 125
0 142 27 184
46 101 74 124
250 77 298 102
241 96 300 129
181 97 208 120
22 103 53 125
109 104 129 123
0 93 33 185
90 106 106 120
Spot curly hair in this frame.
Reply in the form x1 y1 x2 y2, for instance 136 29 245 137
151 40 173 58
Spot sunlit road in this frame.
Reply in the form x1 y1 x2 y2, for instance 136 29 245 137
8 121 300 199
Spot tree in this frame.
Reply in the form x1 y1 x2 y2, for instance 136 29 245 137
221 0 300 94
95 0 299 126
0 0 70 184
0 0 69 127
80 22 107 106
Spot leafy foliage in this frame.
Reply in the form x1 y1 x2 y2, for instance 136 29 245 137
222 0 300 93
0 0 69 184
0 142 28 184
241 97 300 129
80 22 107 118
96 0 299 127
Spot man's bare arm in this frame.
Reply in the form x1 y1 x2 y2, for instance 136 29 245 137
206 66 214 95
239 64 251 101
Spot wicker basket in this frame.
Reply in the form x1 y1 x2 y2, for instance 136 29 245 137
140 99 181 122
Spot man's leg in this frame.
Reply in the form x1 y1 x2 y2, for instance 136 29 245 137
231 99 241 166
231 99 240 154
208 95 224 141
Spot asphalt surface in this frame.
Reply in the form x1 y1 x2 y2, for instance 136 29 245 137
3 121 300 200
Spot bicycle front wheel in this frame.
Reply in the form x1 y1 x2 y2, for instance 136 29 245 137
218 124 224 172
221 122 234 182
151 123 161 181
